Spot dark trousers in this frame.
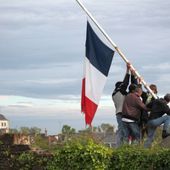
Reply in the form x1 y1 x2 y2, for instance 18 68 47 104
122 121 140 144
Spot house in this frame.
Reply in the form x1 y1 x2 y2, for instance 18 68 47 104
13 134 31 145
0 114 9 134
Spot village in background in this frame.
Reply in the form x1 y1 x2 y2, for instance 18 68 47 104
1 113 169 154
1 112 170 169
0 113 117 152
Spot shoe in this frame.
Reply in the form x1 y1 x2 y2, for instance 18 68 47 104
162 130 170 139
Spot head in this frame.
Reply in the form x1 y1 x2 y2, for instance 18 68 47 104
164 93 170 103
135 86 143 97
115 81 123 89
128 83 137 93
149 84 158 94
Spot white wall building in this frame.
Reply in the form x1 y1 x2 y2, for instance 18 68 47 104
0 114 9 134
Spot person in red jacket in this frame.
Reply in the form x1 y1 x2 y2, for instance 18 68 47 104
122 86 148 144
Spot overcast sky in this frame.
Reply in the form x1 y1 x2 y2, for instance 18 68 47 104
0 0 170 134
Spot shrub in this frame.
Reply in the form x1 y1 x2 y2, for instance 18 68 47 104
109 146 170 170
10 152 50 170
47 137 112 170
1 139 170 170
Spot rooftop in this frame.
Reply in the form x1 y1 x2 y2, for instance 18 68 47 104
0 114 7 121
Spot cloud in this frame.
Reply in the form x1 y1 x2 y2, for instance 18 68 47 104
0 0 170 133
0 93 116 134
0 61 83 98
143 63 170 72
0 0 81 31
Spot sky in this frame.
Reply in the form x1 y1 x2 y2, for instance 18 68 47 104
0 0 170 135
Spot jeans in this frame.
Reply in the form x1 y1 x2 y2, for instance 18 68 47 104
144 115 170 148
122 121 141 144
115 113 124 147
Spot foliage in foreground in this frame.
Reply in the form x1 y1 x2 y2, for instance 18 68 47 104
1 136 170 170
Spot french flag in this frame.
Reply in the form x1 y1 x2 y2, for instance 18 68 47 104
81 22 115 125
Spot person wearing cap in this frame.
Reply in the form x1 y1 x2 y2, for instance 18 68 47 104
112 63 131 147
144 93 170 148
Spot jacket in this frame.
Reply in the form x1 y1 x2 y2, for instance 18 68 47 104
112 73 130 114
122 93 148 121
147 98 170 120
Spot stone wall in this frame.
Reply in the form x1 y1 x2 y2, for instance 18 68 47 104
0 144 30 169
0 133 31 145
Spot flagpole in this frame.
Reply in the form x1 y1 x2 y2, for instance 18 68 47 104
75 0 157 99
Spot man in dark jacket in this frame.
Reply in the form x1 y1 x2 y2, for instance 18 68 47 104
144 93 170 148
140 84 158 139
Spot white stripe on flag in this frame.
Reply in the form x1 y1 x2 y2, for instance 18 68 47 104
85 57 107 105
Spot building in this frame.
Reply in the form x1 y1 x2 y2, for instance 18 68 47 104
0 114 9 134
13 134 31 145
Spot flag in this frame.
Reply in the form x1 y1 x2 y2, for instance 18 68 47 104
81 21 114 125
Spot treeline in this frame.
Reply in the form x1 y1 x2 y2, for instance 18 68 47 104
10 127 41 135
62 123 115 134
9 123 115 135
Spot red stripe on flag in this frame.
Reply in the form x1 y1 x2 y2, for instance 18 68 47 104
84 96 98 125
81 78 86 113
81 78 98 125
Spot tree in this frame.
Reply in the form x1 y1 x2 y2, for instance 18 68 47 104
92 126 98 132
9 128 18 134
30 127 41 136
62 125 76 135
20 127 30 135
32 135 49 150
106 126 115 133
100 123 114 133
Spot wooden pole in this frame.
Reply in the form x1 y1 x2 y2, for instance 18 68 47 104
76 0 157 99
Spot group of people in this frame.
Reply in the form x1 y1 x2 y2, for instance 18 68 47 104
112 63 170 148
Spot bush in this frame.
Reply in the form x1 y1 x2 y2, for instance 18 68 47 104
1 138 170 170
47 137 112 170
47 144 170 170
10 152 50 170
110 146 170 170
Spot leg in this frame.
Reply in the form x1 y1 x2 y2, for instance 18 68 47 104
122 121 131 144
149 115 170 128
144 125 156 148
116 114 123 147
162 115 170 138
129 122 141 144
162 115 170 131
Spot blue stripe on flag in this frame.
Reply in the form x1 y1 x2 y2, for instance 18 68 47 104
85 22 114 77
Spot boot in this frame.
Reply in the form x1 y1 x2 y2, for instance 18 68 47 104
162 130 170 139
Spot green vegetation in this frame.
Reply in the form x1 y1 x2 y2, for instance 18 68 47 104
47 136 112 170
10 126 41 135
110 146 170 170
1 125 169 169
1 135 170 170
32 134 49 150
